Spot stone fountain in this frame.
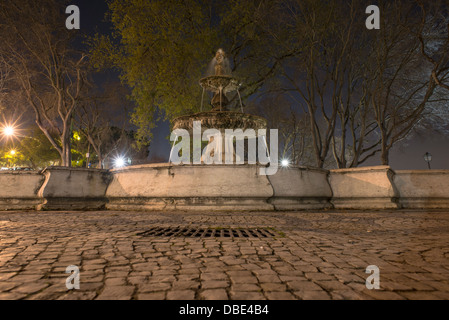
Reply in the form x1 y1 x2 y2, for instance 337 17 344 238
102 49 332 211
170 49 268 164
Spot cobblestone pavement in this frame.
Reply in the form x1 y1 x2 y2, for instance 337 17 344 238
0 210 448 300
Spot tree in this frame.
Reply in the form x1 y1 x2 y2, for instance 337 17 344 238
89 0 221 146
260 0 382 168
75 81 147 168
259 0 445 167
17 128 61 169
89 0 286 147
91 0 449 168
0 0 87 166
365 1 438 165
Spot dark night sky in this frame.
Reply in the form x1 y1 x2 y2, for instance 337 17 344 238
69 0 449 169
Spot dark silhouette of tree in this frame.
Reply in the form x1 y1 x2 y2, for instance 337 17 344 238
0 0 87 166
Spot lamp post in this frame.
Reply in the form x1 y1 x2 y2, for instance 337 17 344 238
423 152 432 170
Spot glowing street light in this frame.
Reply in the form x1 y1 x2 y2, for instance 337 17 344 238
3 126 14 136
1 124 16 138
114 156 126 168
10 149 16 156
281 159 290 167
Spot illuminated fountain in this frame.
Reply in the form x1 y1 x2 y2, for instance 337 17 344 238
104 49 332 211
170 49 268 164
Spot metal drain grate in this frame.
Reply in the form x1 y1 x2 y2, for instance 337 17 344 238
137 226 276 238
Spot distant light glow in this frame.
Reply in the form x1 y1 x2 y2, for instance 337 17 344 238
3 126 14 136
10 149 16 155
114 156 126 168
281 159 290 167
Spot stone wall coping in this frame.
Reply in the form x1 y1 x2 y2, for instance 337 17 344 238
109 163 329 174
394 170 449 175
330 165 391 173
41 166 109 173
0 170 42 175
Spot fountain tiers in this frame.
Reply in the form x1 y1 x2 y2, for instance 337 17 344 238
173 111 267 132
172 48 267 164
172 111 268 164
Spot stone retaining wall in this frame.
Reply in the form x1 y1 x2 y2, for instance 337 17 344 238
106 164 274 211
0 165 447 211
0 170 44 210
328 166 399 209
37 167 111 210
394 170 449 209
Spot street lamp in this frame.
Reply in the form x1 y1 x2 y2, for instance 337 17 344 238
3 126 15 137
114 156 126 168
423 152 432 169
281 159 290 167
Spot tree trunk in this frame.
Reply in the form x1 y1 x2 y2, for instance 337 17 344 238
61 141 72 167
380 143 389 165
61 127 72 167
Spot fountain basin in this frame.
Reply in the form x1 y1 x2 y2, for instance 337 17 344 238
173 111 267 132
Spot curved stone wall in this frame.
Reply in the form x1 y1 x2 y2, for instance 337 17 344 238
329 166 399 209
0 171 45 210
105 164 333 211
37 167 111 210
1 165 448 211
106 164 275 211
394 170 449 209
267 166 332 210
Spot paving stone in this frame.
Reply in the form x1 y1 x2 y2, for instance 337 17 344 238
260 283 287 292
201 272 228 281
137 292 166 300
361 290 407 300
256 275 282 283
230 276 258 284
230 291 266 300
1 210 449 300
265 291 296 300
58 291 98 300
96 285 135 300
0 292 29 300
172 281 200 290
293 290 332 300
166 290 196 300
0 282 20 291
14 282 50 294
286 281 324 291
200 289 228 300
104 277 127 286
397 291 443 300
201 281 230 289
139 282 172 292
231 283 261 292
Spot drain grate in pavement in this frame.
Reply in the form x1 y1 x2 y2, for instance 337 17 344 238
137 226 276 238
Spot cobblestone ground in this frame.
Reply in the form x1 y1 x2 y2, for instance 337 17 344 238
0 210 448 300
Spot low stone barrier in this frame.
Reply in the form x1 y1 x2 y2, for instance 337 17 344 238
37 167 111 210
105 164 274 211
0 170 45 210
106 164 333 211
267 166 332 210
329 166 399 209
1 164 448 211
394 170 449 209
